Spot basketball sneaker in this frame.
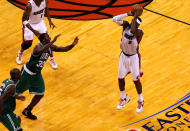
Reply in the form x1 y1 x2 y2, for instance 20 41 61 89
50 57 58 69
117 96 130 110
136 100 144 113
16 50 23 65
22 108 37 120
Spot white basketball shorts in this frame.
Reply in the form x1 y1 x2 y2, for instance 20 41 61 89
118 52 140 81
22 20 48 42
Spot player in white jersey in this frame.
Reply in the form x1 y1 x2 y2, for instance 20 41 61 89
113 11 144 113
16 0 58 69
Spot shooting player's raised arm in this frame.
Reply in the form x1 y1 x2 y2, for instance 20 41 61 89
113 12 133 26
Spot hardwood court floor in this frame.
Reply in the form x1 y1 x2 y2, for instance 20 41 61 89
0 0 190 130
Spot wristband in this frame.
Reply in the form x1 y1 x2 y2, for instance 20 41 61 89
136 18 142 25
23 20 29 26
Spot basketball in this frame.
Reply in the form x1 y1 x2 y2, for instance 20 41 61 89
131 4 143 16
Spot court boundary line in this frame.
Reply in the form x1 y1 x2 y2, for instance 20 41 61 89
144 7 190 26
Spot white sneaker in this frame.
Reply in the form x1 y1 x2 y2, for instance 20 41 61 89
136 100 144 113
117 96 130 110
16 50 23 65
50 57 58 69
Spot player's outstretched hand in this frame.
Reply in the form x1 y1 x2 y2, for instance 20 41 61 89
54 34 61 39
50 21 56 29
52 34 61 43
73 37 79 45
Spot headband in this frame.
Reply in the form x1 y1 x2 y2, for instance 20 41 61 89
136 18 142 25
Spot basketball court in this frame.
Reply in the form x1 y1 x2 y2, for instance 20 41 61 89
0 0 190 130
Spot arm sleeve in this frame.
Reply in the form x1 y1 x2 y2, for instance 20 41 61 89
113 13 128 25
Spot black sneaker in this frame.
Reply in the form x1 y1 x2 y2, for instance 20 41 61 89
22 108 37 120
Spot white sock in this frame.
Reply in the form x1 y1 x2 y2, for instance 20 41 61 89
120 91 127 99
138 93 144 102
19 50 23 54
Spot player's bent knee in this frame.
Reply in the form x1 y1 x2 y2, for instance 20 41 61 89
133 75 140 82
21 42 32 50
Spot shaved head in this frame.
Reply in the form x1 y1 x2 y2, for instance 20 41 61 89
10 68 21 83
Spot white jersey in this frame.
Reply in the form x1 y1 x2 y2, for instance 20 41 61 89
28 0 46 24
120 27 138 55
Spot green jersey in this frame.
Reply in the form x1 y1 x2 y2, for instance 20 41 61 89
0 79 16 114
26 46 51 73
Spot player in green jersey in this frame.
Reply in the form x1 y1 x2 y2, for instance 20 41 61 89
16 33 79 120
0 68 25 131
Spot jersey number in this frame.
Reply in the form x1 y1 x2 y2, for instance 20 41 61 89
36 61 45 68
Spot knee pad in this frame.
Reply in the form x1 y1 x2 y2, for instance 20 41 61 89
21 42 32 50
